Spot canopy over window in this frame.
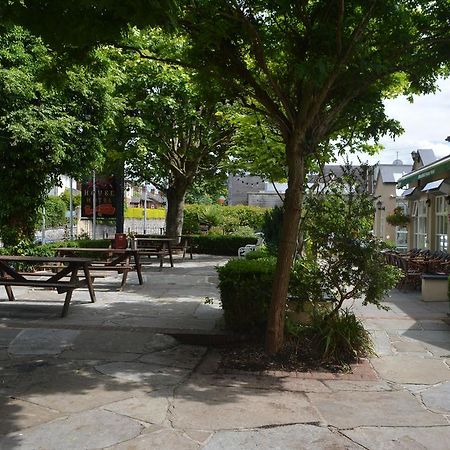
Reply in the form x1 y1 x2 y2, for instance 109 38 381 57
421 179 450 195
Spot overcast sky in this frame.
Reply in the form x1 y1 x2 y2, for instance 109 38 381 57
335 77 450 166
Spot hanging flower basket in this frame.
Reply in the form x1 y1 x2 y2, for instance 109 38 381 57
386 207 410 227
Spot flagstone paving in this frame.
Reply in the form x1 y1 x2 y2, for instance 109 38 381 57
0 255 449 449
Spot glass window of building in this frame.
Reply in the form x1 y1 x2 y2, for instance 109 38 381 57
435 196 448 251
395 201 408 252
413 200 428 249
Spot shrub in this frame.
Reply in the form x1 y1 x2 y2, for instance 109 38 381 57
36 196 67 229
125 208 165 219
289 257 324 303
303 168 402 313
217 257 277 333
183 204 267 235
287 309 374 365
245 246 270 260
191 235 258 256
261 205 283 253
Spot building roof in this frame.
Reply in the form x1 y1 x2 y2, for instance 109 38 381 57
378 164 412 184
410 148 437 169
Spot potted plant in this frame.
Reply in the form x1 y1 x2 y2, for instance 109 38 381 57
386 207 410 227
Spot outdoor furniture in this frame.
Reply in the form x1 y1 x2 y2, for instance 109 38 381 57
171 235 194 259
56 248 143 287
421 273 449 302
238 233 264 258
130 236 175 268
0 255 95 317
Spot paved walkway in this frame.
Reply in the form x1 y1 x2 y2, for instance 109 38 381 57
0 255 449 449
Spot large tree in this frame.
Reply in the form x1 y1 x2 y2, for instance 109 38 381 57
5 1 450 352
178 0 449 352
0 25 122 245
117 30 235 237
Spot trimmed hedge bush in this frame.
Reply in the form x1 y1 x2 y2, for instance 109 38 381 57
217 257 277 333
191 235 258 256
183 204 267 234
0 238 111 257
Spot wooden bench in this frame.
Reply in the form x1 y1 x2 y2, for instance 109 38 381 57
0 256 95 317
56 248 143 287
130 236 174 268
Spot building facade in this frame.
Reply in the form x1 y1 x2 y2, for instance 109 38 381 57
398 150 450 252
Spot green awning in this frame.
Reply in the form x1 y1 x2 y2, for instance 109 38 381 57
397 156 450 187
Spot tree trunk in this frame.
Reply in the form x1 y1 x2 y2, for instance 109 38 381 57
165 178 188 238
265 144 305 354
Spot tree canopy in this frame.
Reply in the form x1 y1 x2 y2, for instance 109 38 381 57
115 29 235 236
2 1 449 351
0 25 120 244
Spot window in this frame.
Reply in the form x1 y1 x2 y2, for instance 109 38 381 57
413 200 428 249
435 196 448 251
395 201 408 252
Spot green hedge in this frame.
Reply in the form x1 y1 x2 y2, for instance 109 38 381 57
0 239 110 256
217 257 277 333
191 235 258 256
183 204 267 234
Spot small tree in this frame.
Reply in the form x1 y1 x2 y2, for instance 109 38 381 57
300 167 402 314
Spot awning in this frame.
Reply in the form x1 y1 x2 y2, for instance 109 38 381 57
397 155 450 187
401 186 421 200
421 179 450 195
401 187 416 197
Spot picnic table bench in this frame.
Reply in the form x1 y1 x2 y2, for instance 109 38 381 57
130 236 175 268
0 255 95 317
55 248 143 287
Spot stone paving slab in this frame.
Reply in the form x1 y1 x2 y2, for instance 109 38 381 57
139 345 207 369
307 390 447 428
322 379 392 392
188 373 331 393
0 409 143 450
342 426 450 450
20 371 146 414
95 361 190 386
111 428 201 450
103 394 170 425
0 397 62 436
204 424 359 450
8 329 80 356
420 382 450 414
371 355 450 384
170 384 319 430
0 327 21 347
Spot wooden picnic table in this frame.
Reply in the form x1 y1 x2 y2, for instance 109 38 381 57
0 255 95 317
130 236 175 268
55 247 143 287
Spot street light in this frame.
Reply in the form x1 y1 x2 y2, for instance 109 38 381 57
143 184 147 234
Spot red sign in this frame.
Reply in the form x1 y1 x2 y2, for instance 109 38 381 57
81 176 116 218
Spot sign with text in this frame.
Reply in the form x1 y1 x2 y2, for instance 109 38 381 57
81 176 116 218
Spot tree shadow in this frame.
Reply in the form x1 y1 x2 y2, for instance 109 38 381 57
0 326 287 448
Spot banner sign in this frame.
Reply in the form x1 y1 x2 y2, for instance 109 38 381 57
81 175 116 218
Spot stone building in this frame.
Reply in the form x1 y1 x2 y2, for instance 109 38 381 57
398 150 450 251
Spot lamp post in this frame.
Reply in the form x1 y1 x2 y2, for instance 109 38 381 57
69 177 74 240
41 206 46 244
92 171 97 240
143 184 147 234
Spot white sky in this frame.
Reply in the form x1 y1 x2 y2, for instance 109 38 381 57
335 77 450 166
